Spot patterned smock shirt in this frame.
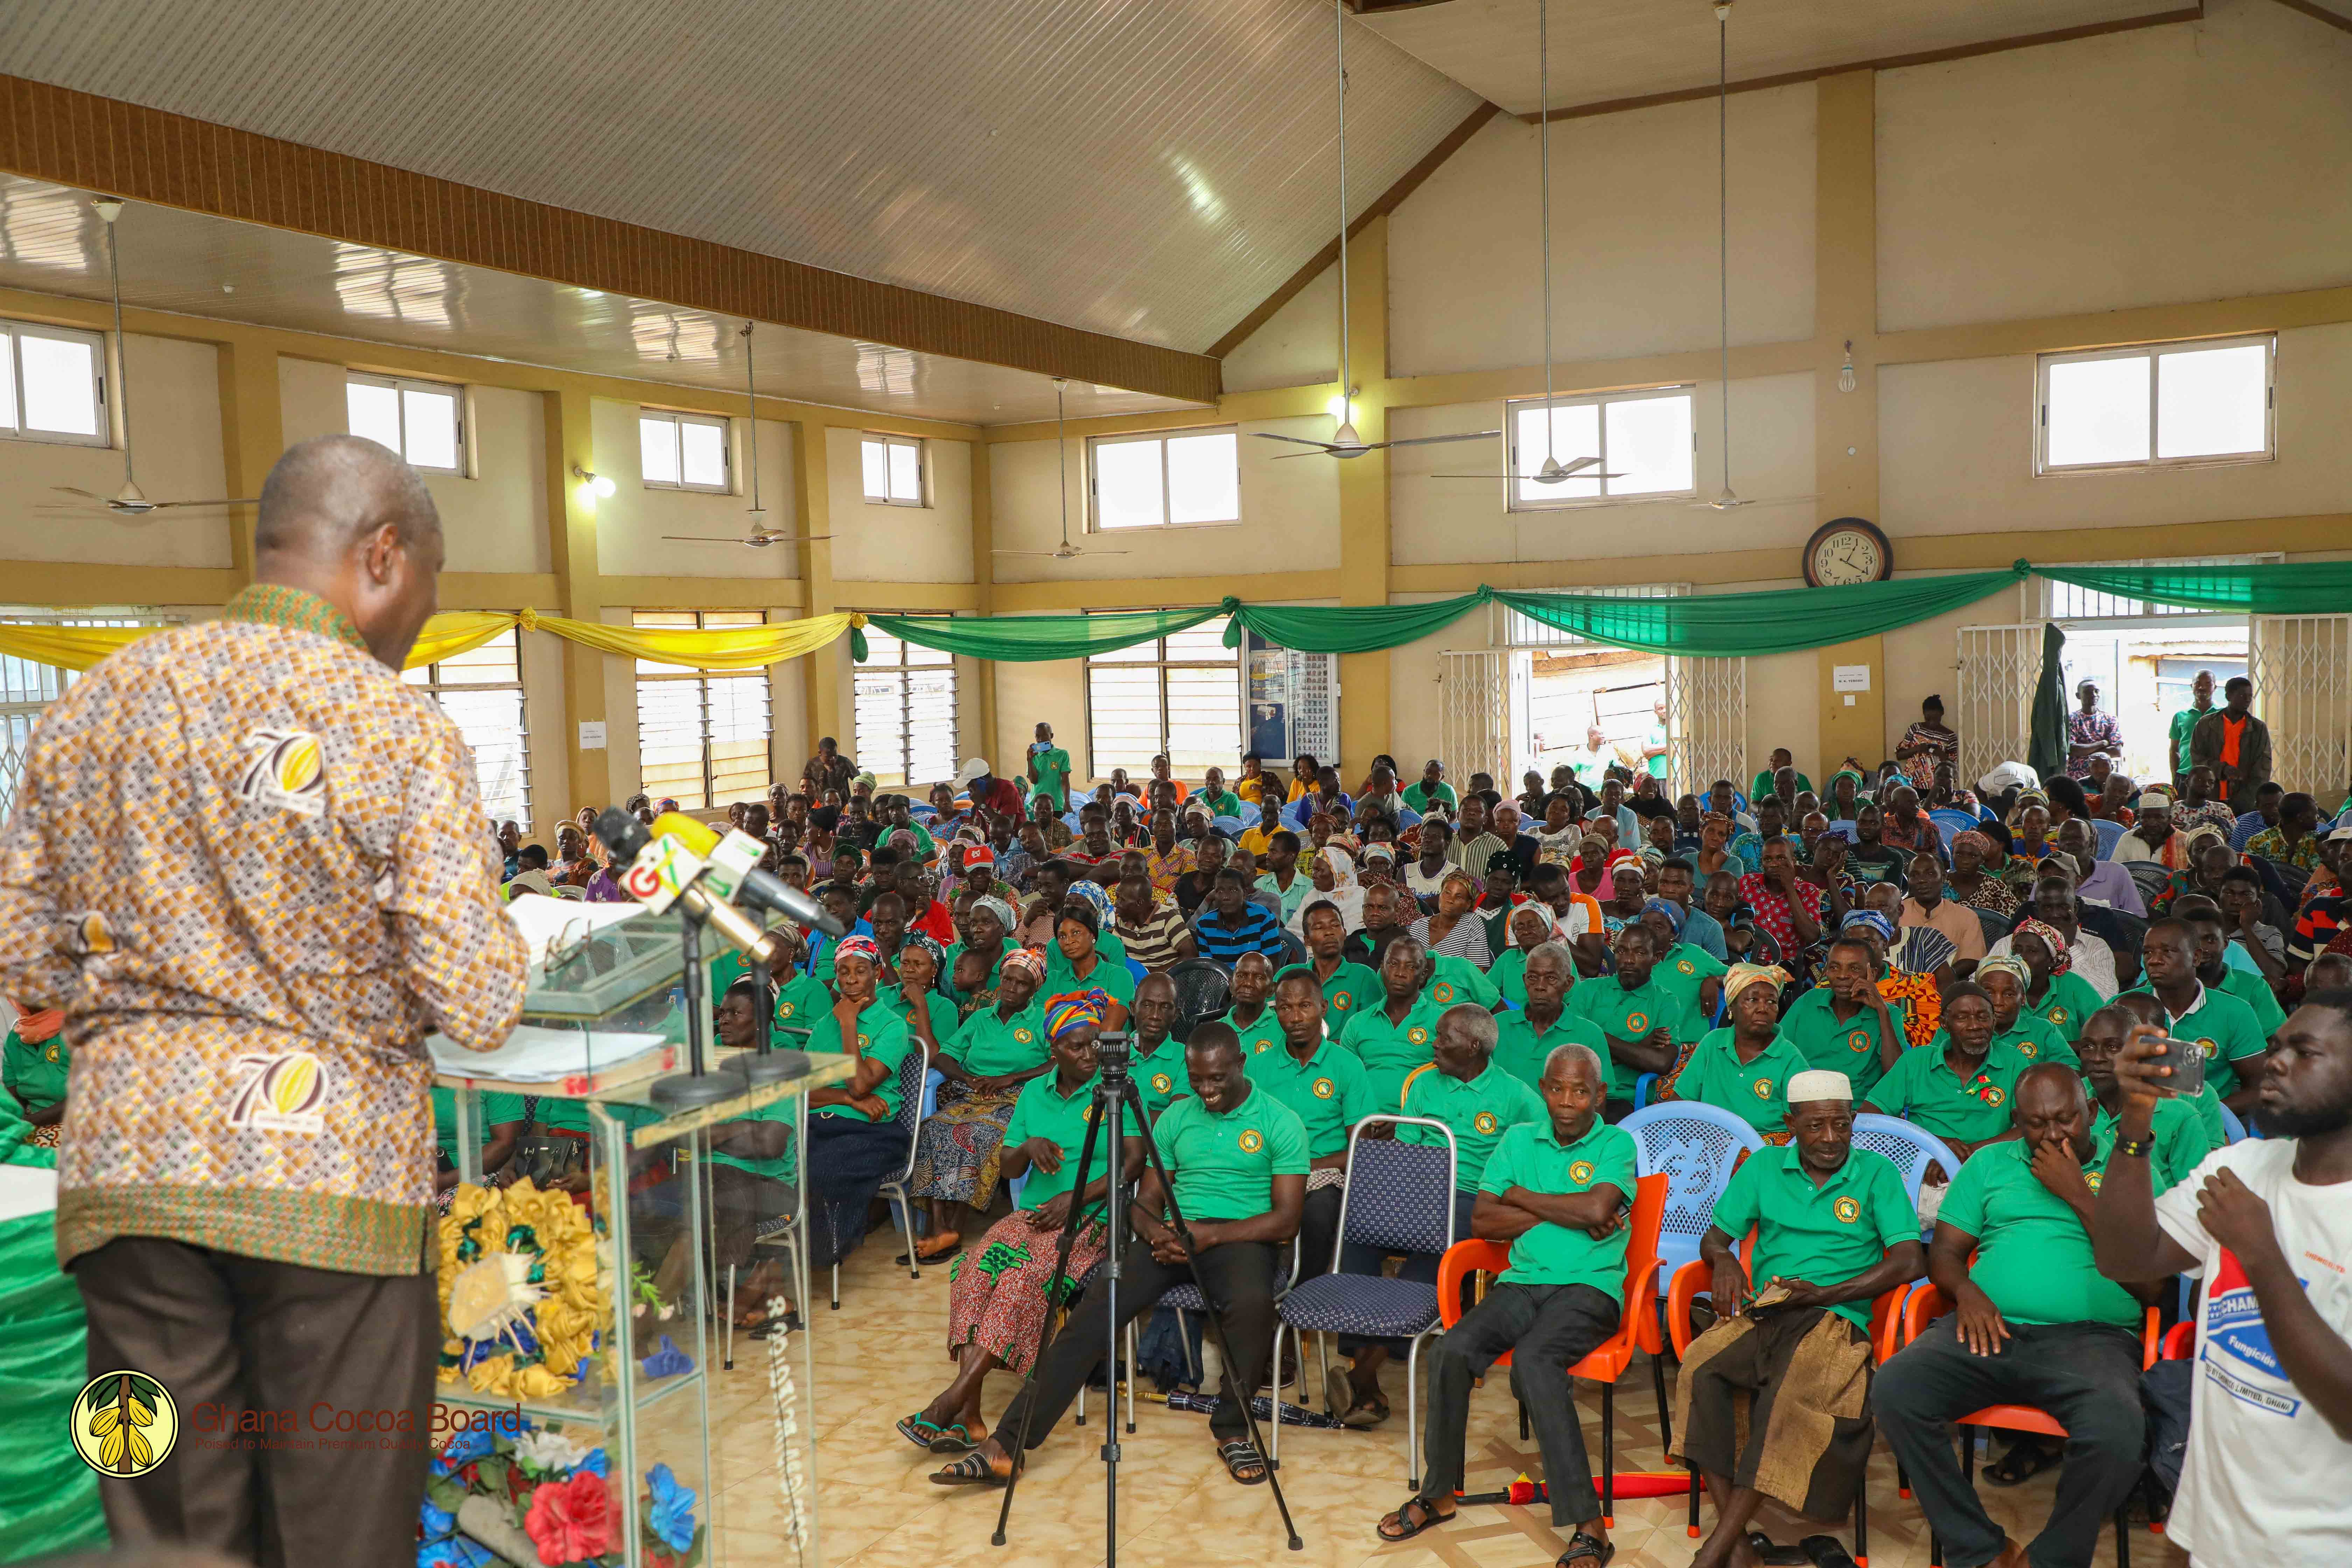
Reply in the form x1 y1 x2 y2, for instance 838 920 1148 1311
0 584 529 1274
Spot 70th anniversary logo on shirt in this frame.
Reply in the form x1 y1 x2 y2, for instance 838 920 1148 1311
228 1051 331 1135
236 728 328 818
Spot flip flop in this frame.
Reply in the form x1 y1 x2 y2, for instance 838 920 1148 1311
1374 1497 1451 1542
928 1422 982 1455
896 1414 943 1451
1217 1438 1269 1486
929 1450 1015 1488
1555 1531 1614 1568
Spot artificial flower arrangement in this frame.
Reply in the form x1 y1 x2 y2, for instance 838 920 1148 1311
418 1418 702 1568
438 1179 609 1400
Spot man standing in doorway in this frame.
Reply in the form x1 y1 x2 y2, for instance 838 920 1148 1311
2170 669 2217 790
1643 699 1671 783
2066 678 2124 782
0 437 529 1568
2191 676 2272 811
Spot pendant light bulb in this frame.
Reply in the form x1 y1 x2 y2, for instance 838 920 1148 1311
1837 340 1857 394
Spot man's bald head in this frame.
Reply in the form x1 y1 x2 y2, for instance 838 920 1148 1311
255 435 439 559
253 435 445 669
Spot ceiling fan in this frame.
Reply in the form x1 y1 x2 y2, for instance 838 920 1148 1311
993 378 1128 560
41 199 259 518
662 321 833 548
1255 1 1498 464
1432 0 1623 490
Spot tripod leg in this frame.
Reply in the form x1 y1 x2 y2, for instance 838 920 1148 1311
1129 1084 1304 1552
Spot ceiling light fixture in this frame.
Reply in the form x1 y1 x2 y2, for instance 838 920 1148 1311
1838 340 1856 394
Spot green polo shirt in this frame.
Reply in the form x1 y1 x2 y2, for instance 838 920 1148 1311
1153 1085 1311 1222
1130 1035 1192 1121
806 1001 916 1122
1863 1041 2032 1145
1489 947 1532 1006
2023 970 2107 1042
1778 988 1907 1098
1709 1143 1918 1328
707 1091 803 1181
1002 1072 1138 1218
1491 1008 1610 1098
1652 943 1729 1020
881 989 962 1051
947 1002 1050 1078
1477 1118 1639 1298
1939 1139 2145 1327
1400 1061 1546 1189
1211 1003 1285 1060
1566 974 1697 1100
1402 780 1458 813
771 973 832 1037
1 1027 69 1111
2091 1098 2213 1189
1042 949 1135 1014
1427 956 1502 1010
1245 1034 1376 1159
2213 964 2286 1042
1975 1015 2079 1069
1337 997 1448 1110
1028 745 1073 808
1276 961 1383 1026
1670 1028 1812 1135
429 1087 526 1163
2121 982 2271 1100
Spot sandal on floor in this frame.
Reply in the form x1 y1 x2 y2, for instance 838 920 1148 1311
1555 1530 1614 1568
896 1414 944 1451
1374 1497 1451 1542
1982 1437 2059 1487
1217 1438 1269 1486
928 1422 982 1455
902 1234 962 1264
929 1450 1015 1488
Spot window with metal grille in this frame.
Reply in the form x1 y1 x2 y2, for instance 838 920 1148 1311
0 319 108 447
2042 555 2284 621
854 623 957 789
400 628 531 828
860 434 926 506
0 608 177 820
639 410 730 492
1085 618 1240 779
346 373 464 473
1505 387 1695 509
1088 428 1240 530
632 610 772 810
2038 335 2274 474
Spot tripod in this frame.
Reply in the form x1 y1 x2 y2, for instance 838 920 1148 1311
991 1033 1303 1560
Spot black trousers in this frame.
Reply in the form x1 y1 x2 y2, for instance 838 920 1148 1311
997 1238 1278 1444
1874 1317 2145 1568
1297 1184 1342 1279
74 1237 440 1568
1417 1281 1620 1527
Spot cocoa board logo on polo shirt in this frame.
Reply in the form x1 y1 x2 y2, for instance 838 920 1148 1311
1752 1078 1776 1100
2017 1041 2040 1059
1432 982 1455 1003
1333 993 1354 1011
1408 1026 1430 1046
1150 1072 1174 1094
857 1035 870 1051
777 1002 797 1018
1313 1077 1336 1099
1847 1030 1871 1053
1977 1085 2006 1107
2050 1007 2071 1027
1676 959 1696 975
1625 1012 1651 1034
1833 1196 1861 1224
1238 1129 1265 1154
1568 1160 1595 1185
1014 1027 1035 1044
1474 1111 1500 1135
2086 1169 2104 1195
2197 1037 2219 1060
71 1370 176 1478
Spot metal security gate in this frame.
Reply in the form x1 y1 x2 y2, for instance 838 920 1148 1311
1666 657 1745 793
2252 614 2352 796
1957 623 2044 786
1438 651 1509 789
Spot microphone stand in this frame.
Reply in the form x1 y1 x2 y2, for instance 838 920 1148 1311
649 903 738 1109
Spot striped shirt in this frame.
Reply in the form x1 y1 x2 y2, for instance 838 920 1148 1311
1113 904 1192 973
1192 903 1288 964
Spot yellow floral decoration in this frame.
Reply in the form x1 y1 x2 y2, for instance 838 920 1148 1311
436 1178 609 1400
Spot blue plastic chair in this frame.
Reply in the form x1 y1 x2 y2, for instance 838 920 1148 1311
1270 1115 1459 1483
2230 811 2266 851
1212 814 1246 836
1928 808 1979 841
2218 1103 2247 1144
1849 1113 1963 1226
1123 957 1149 985
1618 1102 1764 1308
2092 818 2126 860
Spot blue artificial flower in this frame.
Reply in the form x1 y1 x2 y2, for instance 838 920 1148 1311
418 1498 456 1542
639 1334 693 1379
432 1428 497 1475
418 1540 497 1568
645 1463 698 1553
576 1447 609 1478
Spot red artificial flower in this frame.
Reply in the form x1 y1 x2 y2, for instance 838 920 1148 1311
524 1471 614 1564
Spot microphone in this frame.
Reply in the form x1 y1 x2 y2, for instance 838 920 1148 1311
650 812 846 937
593 808 777 963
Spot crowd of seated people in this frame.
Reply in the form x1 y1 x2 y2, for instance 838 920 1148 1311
407 699 2352 1566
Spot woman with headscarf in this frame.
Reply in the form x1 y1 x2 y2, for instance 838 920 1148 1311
1047 877 1131 987
945 895 1017 1010
906 947 1050 1262
1657 963 1809 1140
1410 867 1492 968
1047 900 1136 1023
1286 844 1366 936
2009 917 2105 1043
1841 904 1944 1051
1957 953 2075 1065
1895 694 1960 789
897 989 1140 1454
1487 904 1564 1006
1640 897 1729 1023
2 1000 69 1147
803 936 920 1269
1944 828 2017 918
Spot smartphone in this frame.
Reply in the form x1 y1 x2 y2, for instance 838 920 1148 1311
2144 1036 2208 1097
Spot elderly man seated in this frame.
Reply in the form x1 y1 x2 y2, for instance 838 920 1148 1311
1375 1043 1635 1568
1671 1069 1922 1568
1872 1063 2167 1568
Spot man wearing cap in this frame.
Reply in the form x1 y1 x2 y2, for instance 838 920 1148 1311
2115 788 2188 867
955 756 1026 821
1673 1069 1920 1568
1875 1063 2168 1568
1492 943 1607 1094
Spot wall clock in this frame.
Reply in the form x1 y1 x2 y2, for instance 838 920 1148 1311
1804 517 1894 588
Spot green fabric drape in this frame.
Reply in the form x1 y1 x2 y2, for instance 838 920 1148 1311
1494 570 2023 658
1222 593 1492 654
2037 560 2352 616
859 606 1223 663
2028 622 2069 783
0 1094 105 1559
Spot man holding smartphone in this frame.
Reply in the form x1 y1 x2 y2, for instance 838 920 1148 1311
2088 992 2352 1566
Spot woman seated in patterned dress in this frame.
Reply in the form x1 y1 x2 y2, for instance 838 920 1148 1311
904 947 1048 1262
895 990 1138 1454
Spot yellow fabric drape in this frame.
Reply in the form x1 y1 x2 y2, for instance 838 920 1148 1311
404 611 524 669
0 625 154 672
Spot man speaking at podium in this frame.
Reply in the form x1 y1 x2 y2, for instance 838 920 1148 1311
0 435 529 1567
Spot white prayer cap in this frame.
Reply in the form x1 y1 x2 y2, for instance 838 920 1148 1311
1786 1070 1853 1104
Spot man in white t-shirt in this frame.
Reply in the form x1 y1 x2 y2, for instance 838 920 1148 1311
2087 992 2352 1567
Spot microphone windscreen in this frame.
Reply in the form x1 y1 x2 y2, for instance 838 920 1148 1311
651 812 722 855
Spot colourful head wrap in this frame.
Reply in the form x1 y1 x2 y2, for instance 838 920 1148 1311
968 895 1016 934
832 934 880 967
1642 897 1687 936
1064 878 1114 923
997 945 1047 983
901 931 947 978
2010 916 2074 974
1840 909 1895 944
1043 988 1112 1041
1951 828 1995 860
1976 953 2031 990
1724 963 1791 1006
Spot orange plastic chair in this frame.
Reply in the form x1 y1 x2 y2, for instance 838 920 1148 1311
1897 1283 2159 1568
1435 1171 1668 1528
1664 1231 1904 1565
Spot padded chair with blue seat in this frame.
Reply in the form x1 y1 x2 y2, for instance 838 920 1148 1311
823 1037 930 1311
2091 817 2127 859
1267 1116 1460 1482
